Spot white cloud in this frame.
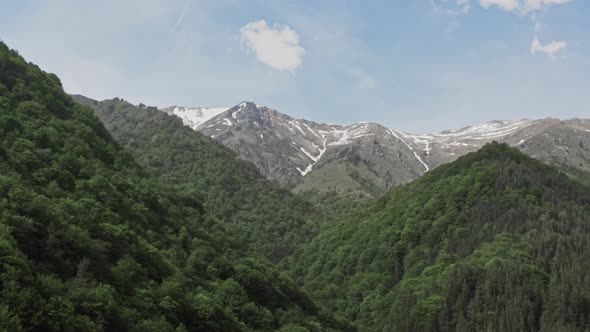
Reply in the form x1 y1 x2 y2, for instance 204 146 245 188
480 0 520 11
454 0 472 14
479 0 574 14
530 36 566 57
476 0 572 57
240 20 304 72
522 0 574 12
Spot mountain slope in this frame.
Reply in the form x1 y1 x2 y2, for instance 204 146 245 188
402 118 590 175
73 96 332 263
290 142 590 331
169 103 590 197
193 102 427 197
0 42 350 331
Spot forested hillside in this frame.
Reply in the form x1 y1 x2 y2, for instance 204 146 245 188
72 96 347 262
0 42 351 331
291 142 590 331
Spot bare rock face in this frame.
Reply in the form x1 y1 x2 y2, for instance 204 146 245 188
163 102 590 197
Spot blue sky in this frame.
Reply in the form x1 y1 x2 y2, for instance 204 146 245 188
1 0 588 132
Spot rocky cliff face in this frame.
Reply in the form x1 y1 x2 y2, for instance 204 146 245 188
164 102 590 197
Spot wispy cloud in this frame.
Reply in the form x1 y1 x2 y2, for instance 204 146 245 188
530 36 566 57
171 0 190 32
430 0 472 16
479 0 574 14
460 0 574 57
240 20 305 72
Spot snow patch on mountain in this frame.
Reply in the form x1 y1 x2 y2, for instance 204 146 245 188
289 120 306 135
402 119 535 147
327 123 373 146
163 106 228 130
389 129 430 172
296 136 327 176
434 119 534 139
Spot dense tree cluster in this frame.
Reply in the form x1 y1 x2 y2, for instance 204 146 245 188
0 41 351 331
291 143 590 331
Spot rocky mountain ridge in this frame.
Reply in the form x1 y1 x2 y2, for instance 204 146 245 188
165 102 590 197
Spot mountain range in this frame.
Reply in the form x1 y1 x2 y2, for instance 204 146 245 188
162 102 590 197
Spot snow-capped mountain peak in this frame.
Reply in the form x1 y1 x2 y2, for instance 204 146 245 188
161 106 229 130
160 102 590 197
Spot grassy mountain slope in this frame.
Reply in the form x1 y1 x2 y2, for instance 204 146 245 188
0 42 351 331
73 96 331 263
290 142 590 331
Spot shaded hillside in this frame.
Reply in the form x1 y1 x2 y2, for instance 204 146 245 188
291 142 590 331
73 95 327 262
0 42 351 331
